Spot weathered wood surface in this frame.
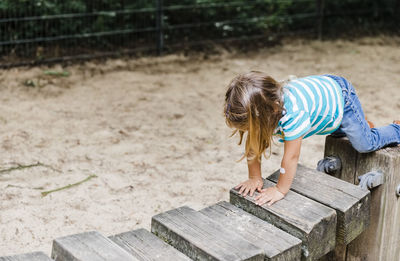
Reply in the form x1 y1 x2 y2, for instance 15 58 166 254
51 231 138 261
267 164 370 245
324 136 359 183
199 201 302 261
151 206 264 261
0 252 52 261
230 179 337 261
109 228 192 261
324 136 400 261
322 136 360 261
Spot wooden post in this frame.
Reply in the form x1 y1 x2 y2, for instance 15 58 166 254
395 0 400 24
155 0 164 55
315 0 325 40
323 136 400 260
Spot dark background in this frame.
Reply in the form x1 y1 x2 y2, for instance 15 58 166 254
0 0 398 66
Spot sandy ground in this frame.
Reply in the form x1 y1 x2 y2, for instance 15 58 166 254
0 36 399 256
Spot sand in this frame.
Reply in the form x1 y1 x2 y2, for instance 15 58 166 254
0 36 399 256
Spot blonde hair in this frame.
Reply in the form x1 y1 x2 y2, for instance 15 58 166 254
224 71 284 162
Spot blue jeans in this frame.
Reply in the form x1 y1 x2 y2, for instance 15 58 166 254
325 74 400 153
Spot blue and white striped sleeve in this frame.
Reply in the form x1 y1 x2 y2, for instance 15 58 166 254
281 110 311 141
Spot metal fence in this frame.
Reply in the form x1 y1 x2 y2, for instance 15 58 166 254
0 0 397 68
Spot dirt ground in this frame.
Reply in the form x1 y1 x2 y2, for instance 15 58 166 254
0 36 399 256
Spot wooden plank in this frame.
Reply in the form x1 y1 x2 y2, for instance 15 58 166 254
321 136 360 261
51 231 138 261
267 164 370 245
151 206 264 261
109 228 192 261
0 252 52 261
230 179 337 261
344 144 400 261
199 201 302 261
323 135 400 261
324 136 358 183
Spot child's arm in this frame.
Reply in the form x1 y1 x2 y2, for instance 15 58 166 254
276 137 302 194
255 136 302 206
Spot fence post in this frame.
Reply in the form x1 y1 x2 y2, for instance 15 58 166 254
156 0 164 55
316 0 324 40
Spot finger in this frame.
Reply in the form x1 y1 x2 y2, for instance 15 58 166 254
258 198 269 206
250 188 256 197
267 199 276 206
265 196 275 205
256 190 271 200
257 195 271 206
234 183 243 190
255 192 264 200
238 185 246 195
243 187 250 197
256 186 263 192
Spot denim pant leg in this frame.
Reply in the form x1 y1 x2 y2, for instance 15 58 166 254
328 75 400 153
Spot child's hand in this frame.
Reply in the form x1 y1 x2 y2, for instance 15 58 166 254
235 178 264 197
255 186 285 206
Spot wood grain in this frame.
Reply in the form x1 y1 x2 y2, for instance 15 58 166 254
0 252 52 261
230 179 337 261
51 231 138 261
199 201 302 261
323 136 400 261
109 228 192 261
347 145 400 261
151 206 264 261
267 164 370 245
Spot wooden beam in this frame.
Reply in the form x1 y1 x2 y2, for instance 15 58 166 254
0 252 52 261
51 231 138 261
200 201 302 261
230 179 337 261
109 228 191 260
151 206 264 261
267 164 370 245
324 136 358 183
325 136 400 260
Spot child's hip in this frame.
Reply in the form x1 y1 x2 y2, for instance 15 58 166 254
323 74 356 108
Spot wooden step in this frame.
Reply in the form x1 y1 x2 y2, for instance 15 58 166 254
267 164 370 245
199 201 302 261
0 252 52 261
51 231 138 261
230 180 337 261
151 206 264 261
109 228 192 260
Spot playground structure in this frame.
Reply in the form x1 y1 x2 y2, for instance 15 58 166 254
1 136 399 261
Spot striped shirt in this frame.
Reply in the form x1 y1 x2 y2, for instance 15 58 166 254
274 75 344 141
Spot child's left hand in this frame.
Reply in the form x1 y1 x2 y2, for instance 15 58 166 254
255 186 285 206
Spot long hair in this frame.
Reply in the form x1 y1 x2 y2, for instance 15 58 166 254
224 71 284 162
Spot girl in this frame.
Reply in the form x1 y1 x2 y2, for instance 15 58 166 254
224 71 400 207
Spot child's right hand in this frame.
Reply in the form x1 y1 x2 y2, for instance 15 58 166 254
235 178 264 197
